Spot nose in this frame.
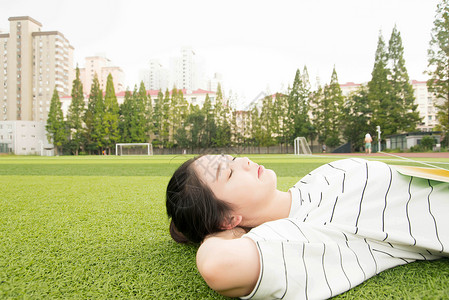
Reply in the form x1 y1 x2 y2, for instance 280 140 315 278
239 157 251 171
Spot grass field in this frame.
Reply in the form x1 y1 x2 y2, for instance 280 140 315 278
1 154 448 299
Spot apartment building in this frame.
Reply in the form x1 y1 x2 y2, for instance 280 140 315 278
0 16 74 154
411 80 443 132
79 55 125 95
0 16 74 122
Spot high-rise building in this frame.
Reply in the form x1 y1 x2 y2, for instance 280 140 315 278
170 46 200 91
139 59 169 91
79 55 125 95
412 80 443 132
0 16 74 122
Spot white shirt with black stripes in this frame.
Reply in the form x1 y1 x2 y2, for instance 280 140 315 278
241 158 449 300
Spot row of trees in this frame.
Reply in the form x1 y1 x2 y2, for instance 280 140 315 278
47 1 449 154
248 24 421 152
427 0 449 145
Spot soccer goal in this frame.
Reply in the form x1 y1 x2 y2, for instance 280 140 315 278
294 137 312 155
115 143 153 156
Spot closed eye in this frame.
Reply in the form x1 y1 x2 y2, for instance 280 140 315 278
228 157 236 179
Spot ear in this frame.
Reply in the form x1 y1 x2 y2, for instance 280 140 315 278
221 215 243 230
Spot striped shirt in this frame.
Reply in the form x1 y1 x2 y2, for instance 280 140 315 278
241 158 449 300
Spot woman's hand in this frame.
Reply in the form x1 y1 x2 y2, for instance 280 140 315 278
197 229 260 297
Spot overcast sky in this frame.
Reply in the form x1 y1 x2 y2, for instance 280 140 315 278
1 0 441 107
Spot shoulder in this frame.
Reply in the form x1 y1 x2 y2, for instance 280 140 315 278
196 233 260 297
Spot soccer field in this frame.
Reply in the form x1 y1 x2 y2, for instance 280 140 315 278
1 154 448 299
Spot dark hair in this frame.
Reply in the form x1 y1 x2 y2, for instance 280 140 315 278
166 156 232 244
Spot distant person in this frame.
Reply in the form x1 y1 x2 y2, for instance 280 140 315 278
166 155 449 299
364 133 373 154
322 144 326 153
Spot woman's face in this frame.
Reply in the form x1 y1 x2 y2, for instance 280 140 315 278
194 155 278 225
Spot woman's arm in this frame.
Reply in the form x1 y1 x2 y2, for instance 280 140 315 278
196 228 260 297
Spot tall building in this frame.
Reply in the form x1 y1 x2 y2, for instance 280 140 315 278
0 16 74 122
412 80 443 132
170 47 200 91
139 59 169 91
79 55 125 95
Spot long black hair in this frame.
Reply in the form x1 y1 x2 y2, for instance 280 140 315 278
166 156 232 244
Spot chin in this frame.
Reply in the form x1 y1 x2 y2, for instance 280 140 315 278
266 169 277 185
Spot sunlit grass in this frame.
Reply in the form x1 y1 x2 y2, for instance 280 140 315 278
0 154 448 299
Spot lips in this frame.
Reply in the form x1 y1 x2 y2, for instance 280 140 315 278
258 165 264 178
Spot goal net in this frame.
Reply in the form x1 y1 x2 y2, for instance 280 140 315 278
294 137 312 155
115 143 153 156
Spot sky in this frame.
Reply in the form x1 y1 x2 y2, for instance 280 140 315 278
1 0 441 108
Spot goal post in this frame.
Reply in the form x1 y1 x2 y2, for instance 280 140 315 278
294 137 312 155
115 143 153 156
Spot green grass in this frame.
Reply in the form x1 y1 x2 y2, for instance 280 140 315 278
0 154 448 299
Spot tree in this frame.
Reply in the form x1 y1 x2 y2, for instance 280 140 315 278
145 88 154 141
287 68 312 146
103 73 120 154
46 88 67 155
161 89 171 147
66 66 84 155
388 25 420 132
119 89 134 143
249 106 263 149
342 86 373 151
186 104 206 150
259 95 275 147
427 0 449 146
213 83 231 147
202 94 216 147
367 31 395 135
84 74 104 154
152 90 165 147
310 67 343 148
132 83 149 143
273 93 289 151
325 66 344 147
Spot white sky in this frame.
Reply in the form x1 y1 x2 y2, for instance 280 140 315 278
1 0 440 108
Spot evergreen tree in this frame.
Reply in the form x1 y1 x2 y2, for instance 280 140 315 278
273 93 289 150
310 85 327 146
213 83 231 147
259 95 275 147
368 31 395 135
66 66 84 155
202 93 216 147
145 89 154 141
119 89 134 143
103 73 120 154
186 104 206 150
250 106 263 148
46 88 67 155
427 0 449 145
388 25 420 132
287 68 312 146
342 86 373 151
161 89 171 147
84 75 104 154
309 68 343 148
325 66 344 147
132 83 148 143
152 90 164 147
169 87 179 145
